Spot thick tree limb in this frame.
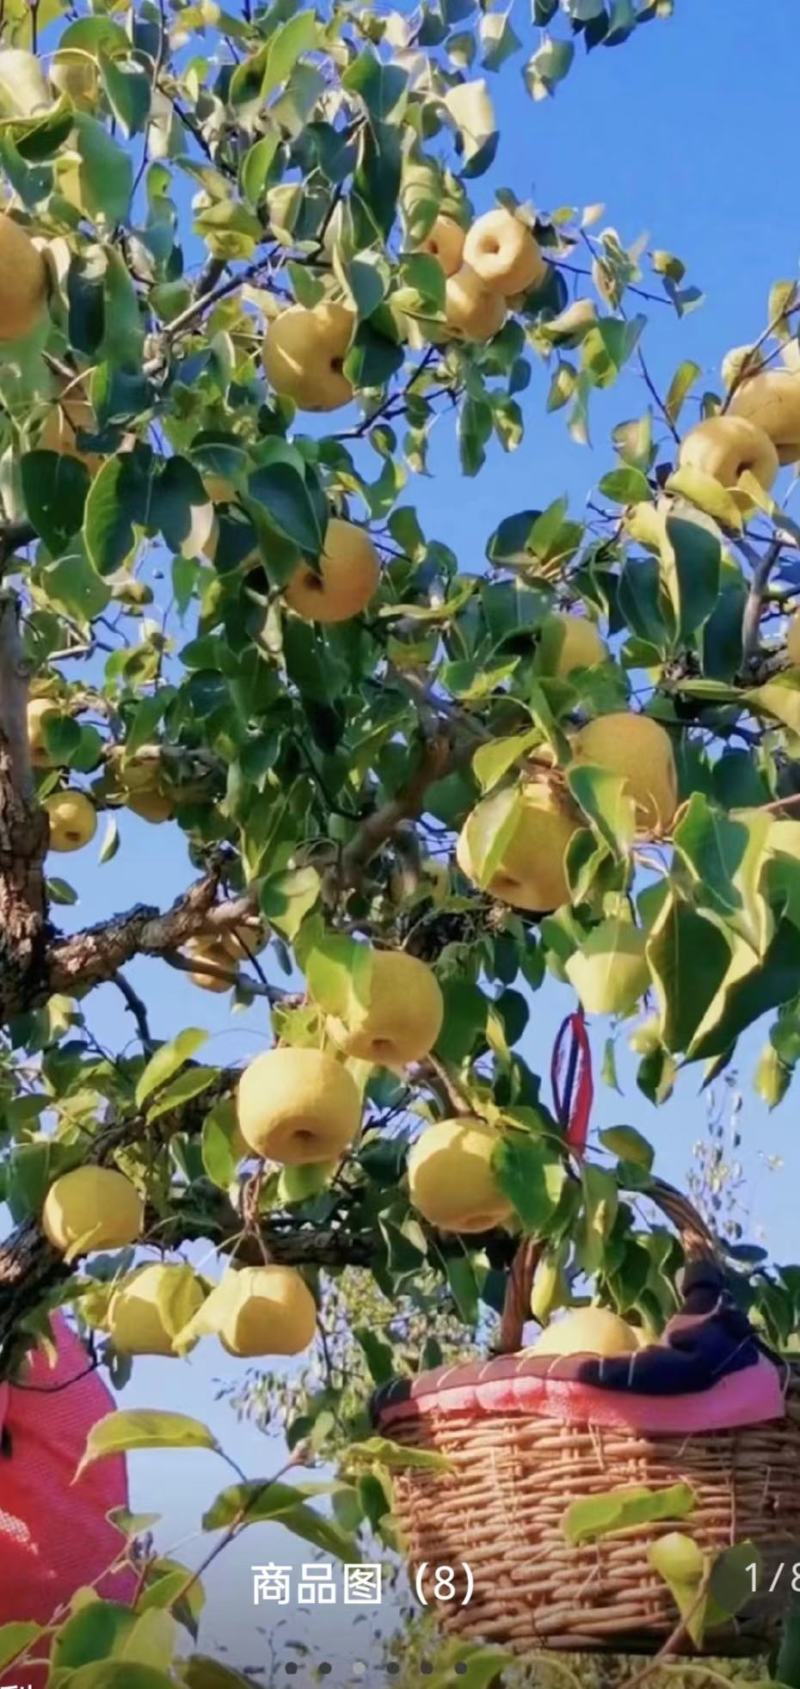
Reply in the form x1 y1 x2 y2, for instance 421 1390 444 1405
46 879 255 1003
0 593 49 1019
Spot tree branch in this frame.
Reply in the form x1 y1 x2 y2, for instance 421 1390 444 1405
339 731 455 887
740 537 784 671
0 592 49 1019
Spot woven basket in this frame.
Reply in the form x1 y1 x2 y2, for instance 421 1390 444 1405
377 1182 800 1656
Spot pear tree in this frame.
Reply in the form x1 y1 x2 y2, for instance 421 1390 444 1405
2 0 800 1677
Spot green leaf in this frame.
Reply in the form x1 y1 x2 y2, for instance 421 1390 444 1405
341 1437 453 1474
260 866 320 940
663 515 721 644
78 1410 219 1476
263 10 319 97
240 132 280 209
566 918 649 1017
665 359 701 424
0 1622 41 1672
576 1162 619 1273
304 930 374 1019
493 1128 566 1231
145 1067 221 1125
72 111 133 225
523 34 575 100
248 461 326 555
666 463 742 532
202 1098 243 1188
598 466 651 504
562 1481 695 1545
472 730 540 795
53 1603 137 1670
41 546 110 625
202 1480 361 1562
599 1124 654 1170
181 1660 256 1689
566 765 637 858
618 554 670 652
99 51 151 138
342 50 408 122
135 1028 209 1108
21 450 89 554
646 894 733 1056
67 1667 176 1689
457 784 522 888
83 451 154 576
443 78 498 176
673 794 772 954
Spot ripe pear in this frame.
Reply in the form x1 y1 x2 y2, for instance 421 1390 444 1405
729 369 800 466
565 917 649 1017
326 949 444 1067
539 612 607 677
183 936 235 992
44 790 97 852
416 214 465 277
237 1046 361 1165
219 922 266 962
463 208 547 298
407 1117 513 1234
457 782 581 913
42 1166 143 1255
677 414 778 493
787 612 800 666
0 213 47 342
108 1263 206 1356
212 1265 317 1357
27 696 61 766
263 302 354 411
284 518 380 624
49 49 98 109
126 789 173 824
782 340 800 374
527 1304 640 1359
572 713 677 836
444 264 506 343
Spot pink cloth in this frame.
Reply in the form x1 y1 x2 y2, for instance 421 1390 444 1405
0 1314 135 1656
379 1352 786 1434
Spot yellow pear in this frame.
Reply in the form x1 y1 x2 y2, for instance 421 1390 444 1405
326 949 444 1067
27 696 61 766
444 264 506 342
263 302 354 411
213 1265 317 1357
787 612 800 666
527 1305 640 1359
182 936 235 992
219 922 265 961
729 369 800 466
237 1046 361 1165
407 1117 513 1234
126 789 173 824
416 214 465 277
42 1166 143 1255
539 613 607 676
49 49 98 109
108 1263 206 1356
284 518 380 624
782 340 800 374
457 782 581 913
0 213 47 342
44 790 97 852
572 713 677 835
463 209 548 297
677 414 778 492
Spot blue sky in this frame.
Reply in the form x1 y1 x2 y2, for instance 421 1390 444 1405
28 0 800 1673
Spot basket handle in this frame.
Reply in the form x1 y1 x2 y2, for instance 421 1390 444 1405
495 1174 722 1356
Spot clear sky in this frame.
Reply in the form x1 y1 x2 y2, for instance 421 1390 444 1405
26 0 800 1676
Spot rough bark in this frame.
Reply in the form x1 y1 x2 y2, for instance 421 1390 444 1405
0 593 49 1019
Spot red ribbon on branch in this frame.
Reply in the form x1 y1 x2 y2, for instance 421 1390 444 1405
550 1010 593 1158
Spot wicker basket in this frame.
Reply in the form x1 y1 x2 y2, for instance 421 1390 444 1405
376 1183 800 1656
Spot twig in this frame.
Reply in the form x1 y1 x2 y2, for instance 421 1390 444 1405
112 972 155 1051
553 259 670 307
339 731 454 886
740 537 783 669
637 348 681 445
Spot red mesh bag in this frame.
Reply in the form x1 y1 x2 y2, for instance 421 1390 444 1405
0 1314 135 1639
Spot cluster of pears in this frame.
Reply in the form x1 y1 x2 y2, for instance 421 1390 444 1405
236 948 444 1162
40 1164 317 1360
677 343 800 496
28 696 98 853
457 707 677 916
417 206 549 345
